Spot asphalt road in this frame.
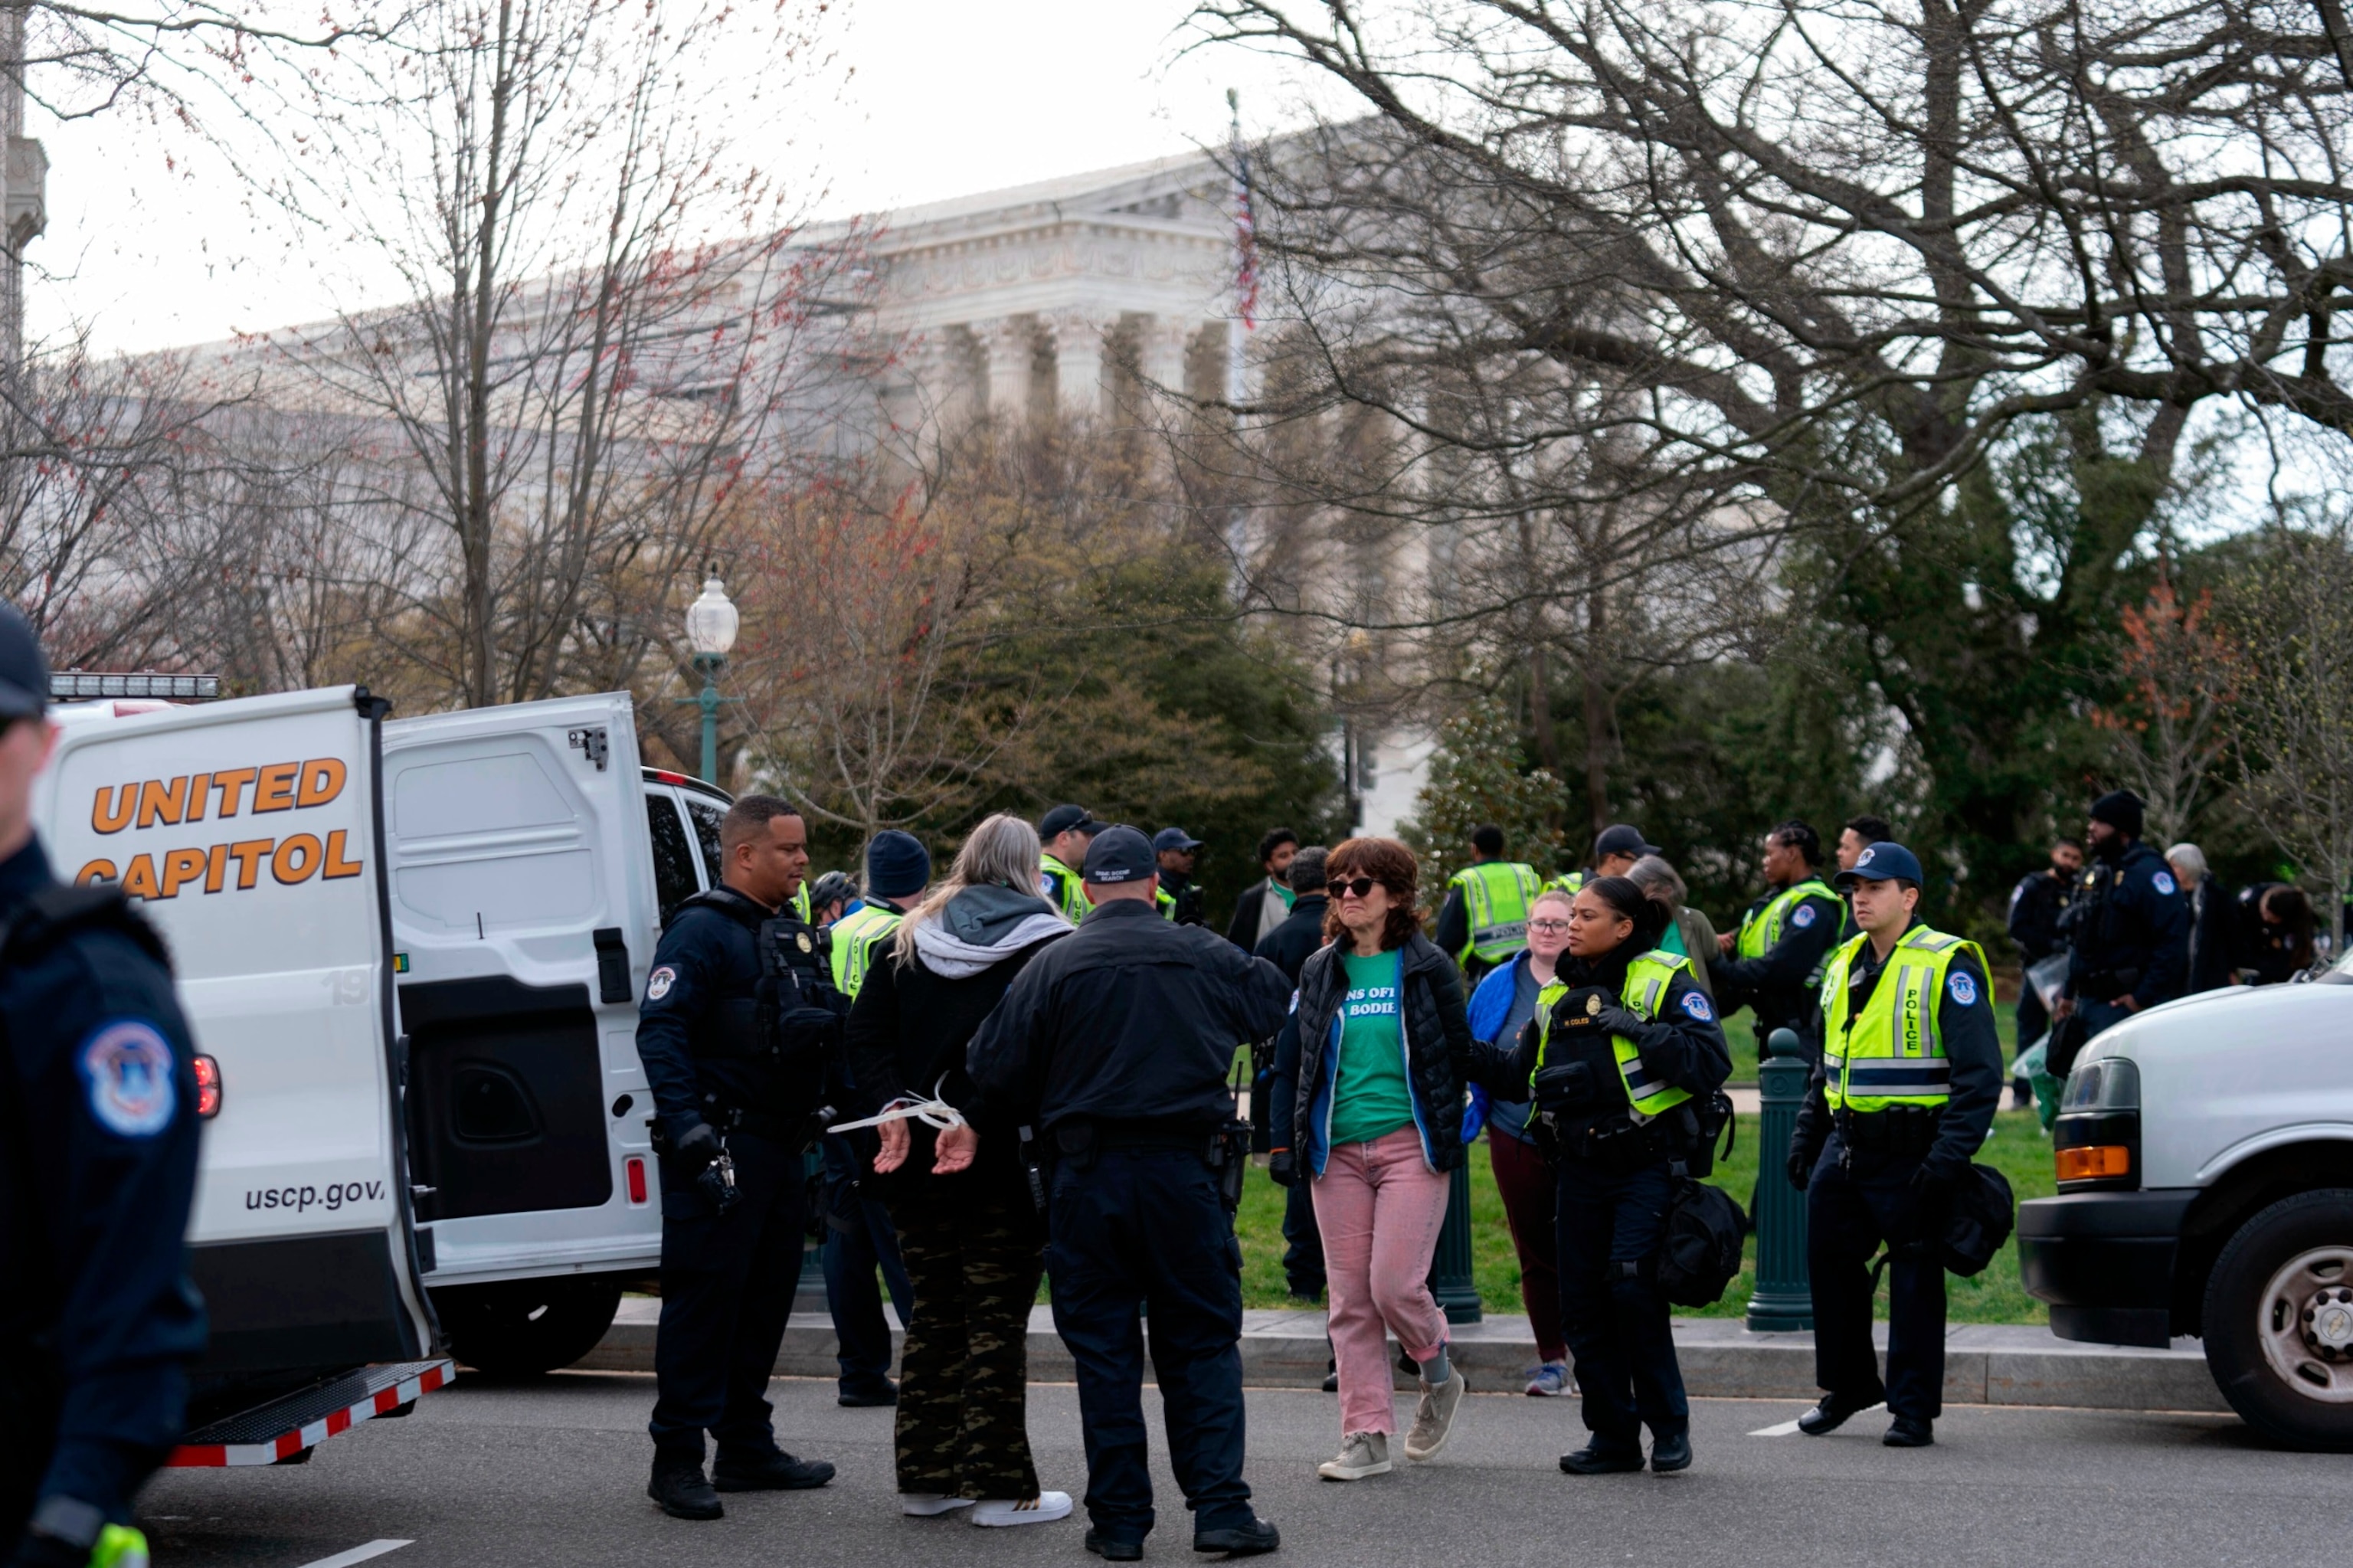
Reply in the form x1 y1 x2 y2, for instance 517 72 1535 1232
140 1372 2337 1568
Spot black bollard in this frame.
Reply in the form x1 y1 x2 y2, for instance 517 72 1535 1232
1746 1026 1814 1331
1430 1160 1483 1324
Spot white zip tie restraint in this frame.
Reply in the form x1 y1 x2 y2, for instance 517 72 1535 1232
827 1079 967 1136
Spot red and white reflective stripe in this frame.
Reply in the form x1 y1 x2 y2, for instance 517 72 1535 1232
166 1360 453 1467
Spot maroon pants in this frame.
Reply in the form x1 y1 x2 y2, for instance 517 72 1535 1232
1488 1128 1569 1363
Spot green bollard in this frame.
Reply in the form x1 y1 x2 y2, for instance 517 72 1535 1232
1429 1160 1483 1324
1746 1026 1814 1331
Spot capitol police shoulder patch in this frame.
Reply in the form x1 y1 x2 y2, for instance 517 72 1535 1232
1792 904 1818 928
78 1020 177 1137
2152 870 2177 895
1681 990 1714 1022
646 965 676 1000
1947 969 1979 1007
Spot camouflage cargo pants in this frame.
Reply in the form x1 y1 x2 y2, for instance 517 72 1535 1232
883 1180 1047 1499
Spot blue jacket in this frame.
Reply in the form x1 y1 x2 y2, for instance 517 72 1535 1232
1461 952 1534 1144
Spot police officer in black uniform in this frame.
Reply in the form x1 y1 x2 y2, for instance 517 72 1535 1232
637 795 840 1520
1788 843 2003 1449
0 607 207 1568
1712 820 1844 1052
967 825 1291 1561
2056 791 2189 1056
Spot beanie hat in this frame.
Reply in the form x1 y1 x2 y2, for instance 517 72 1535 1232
866 830 931 899
2090 790 2145 838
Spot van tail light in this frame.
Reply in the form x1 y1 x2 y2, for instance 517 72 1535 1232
626 1156 648 1205
2056 1144 2132 1183
191 1054 222 1118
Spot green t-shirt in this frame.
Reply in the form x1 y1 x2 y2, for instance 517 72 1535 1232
1328 950 1415 1147
1275 882 1298 910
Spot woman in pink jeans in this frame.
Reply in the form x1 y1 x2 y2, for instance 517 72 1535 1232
1266 836 1497 1481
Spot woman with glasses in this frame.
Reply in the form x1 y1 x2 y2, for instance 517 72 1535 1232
1491 876 1730 1475
1268 837 1481 1482
1463 889 1576 1395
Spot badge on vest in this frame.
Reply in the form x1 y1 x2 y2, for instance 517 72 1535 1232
80 1020 176 1138
1681 990 1713 1022
1947 970 1978 1007
647 965 676 1000
1792 904 1818 927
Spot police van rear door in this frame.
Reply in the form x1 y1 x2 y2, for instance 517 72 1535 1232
380 693 659 1285
35 686 435 1377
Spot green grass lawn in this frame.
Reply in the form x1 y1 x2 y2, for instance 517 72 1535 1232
1235 1108 2058 1324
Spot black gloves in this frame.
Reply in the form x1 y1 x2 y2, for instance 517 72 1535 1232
674 1121 740 1213
1909 1161 1956 1218
1785 1148 1814 1192
1592 1002 1647 1040
1533 1061 1599 1113
676 1121 720 1161
1267 1149 1298 1187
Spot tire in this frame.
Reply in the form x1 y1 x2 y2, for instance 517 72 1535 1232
433 1276 624 1377
2202 1188 2353 1451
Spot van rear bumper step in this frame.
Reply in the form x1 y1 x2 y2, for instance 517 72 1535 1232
169 1359 454 1467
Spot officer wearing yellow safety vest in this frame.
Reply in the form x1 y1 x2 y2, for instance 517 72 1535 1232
1432 824 1543 982
1542 822 1655 900
813 831 928 1408
1036 805 1102 925
1785 842 2001 1449
1713 820 1844 1053
1478 876 1730 1477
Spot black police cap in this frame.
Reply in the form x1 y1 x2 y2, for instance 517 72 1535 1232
0 602 48 722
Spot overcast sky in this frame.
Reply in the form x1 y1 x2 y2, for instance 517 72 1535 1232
28 0 1321 355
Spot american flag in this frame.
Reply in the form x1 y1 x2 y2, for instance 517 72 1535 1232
1229 90 1258 331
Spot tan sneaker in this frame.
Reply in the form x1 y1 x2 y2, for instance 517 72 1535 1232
1317 1430 1392 1481
1404 1368 1466 1462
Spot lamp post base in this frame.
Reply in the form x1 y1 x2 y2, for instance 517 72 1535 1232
1745 1291 1815 1333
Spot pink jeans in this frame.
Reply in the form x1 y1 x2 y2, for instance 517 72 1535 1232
1311 1126 1451 1435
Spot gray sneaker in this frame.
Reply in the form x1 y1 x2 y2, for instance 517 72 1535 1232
1317 1430 1392 1481
1404 1368 1466 1462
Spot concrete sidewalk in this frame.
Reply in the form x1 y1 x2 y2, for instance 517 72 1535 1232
576 1299 2228 1414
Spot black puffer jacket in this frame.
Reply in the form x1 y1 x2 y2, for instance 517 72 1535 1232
1271 930 1499 1174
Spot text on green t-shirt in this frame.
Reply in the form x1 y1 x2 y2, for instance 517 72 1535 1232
1328 949 1415 1147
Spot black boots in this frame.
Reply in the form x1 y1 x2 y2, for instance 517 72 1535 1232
1559 1438 1646 1475
710 1445 836 1492
1883 1416 1935 1447
1194 1517 1281 1556
649 1455 723 1520
1796 1390 1883 1436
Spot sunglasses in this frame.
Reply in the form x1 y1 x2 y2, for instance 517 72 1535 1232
1335 876 1387 900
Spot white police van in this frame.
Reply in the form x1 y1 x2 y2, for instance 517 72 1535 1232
39 683 733 1459
2019 965 2353 1450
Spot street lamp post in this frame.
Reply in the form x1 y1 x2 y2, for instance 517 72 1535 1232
683 574 738 786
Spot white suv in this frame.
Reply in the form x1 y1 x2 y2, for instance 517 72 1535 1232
2021 964 2353 1449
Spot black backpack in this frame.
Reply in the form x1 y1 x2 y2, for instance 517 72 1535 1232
1942 1163 2016 1277
1657 1173 1749 1307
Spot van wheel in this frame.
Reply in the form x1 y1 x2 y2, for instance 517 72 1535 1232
434 1278 623 1377
2203 1189 2353 1451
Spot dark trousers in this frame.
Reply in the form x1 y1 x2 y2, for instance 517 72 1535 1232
2016 985 2050 1052
2079 997 2134 1043
1281 1174 1326 1301
885 1177 1046 1499
1554 1157 1685 1445
650 1131 806 1461
820 1134 913 1396
1806 1138 1945 1422
1490 1128 1568 1364
1046 1149 1253 1542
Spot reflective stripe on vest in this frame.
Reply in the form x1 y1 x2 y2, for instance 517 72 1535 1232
1040 853 1089 924
1531 948 1694 1121
1545 869 1586 899
793 884 813 924
1451 860 1543 963
1156 885 1176 921
1735 877 1837 964
827 903 903 1000
1819 926 1988 1114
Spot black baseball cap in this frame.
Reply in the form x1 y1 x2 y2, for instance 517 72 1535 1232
1039 804 1105 840
0 604 49 722
1594 823 1659 861
1082 824 1157 884
1152 826 1203 853
1834 840 1924 888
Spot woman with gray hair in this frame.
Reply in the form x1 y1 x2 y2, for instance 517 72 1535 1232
2167 843 2234 994
1628 855 1718 1000
844 813 1075 1527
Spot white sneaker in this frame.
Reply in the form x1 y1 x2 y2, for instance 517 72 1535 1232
902 1493 974 1517
969 1492 1073 1527
1317 1431 1392 1481
1404 1368 1466 1462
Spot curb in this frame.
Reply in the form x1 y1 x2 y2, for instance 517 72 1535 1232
574 1301 2228 1414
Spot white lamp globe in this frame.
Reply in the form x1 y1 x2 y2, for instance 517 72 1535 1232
685 577 738 657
